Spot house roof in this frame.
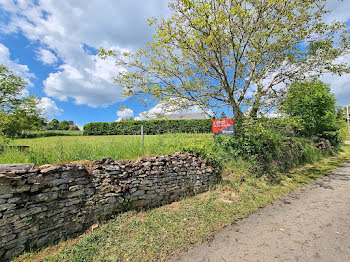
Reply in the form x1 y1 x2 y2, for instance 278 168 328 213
164 112 208 120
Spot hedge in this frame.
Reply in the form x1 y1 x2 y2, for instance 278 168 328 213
83 119 212 136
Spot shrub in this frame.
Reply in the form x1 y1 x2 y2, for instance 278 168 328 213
281 80 344 148
69 126 80 131
0 136 10 153
185 118 324 181
83 119 212 136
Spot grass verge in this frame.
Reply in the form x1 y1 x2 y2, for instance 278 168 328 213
14 145 350 262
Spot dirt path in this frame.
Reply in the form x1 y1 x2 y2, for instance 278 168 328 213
174 162 350 262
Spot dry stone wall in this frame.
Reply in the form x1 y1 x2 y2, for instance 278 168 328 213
0 152 219 261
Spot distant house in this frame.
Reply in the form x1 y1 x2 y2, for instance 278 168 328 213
164 112 208 120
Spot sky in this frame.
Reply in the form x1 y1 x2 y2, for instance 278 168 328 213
0 0 350 128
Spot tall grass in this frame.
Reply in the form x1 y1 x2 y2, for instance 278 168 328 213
24 130 83 138
0 133 211 165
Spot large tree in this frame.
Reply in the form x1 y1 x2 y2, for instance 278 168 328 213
48 119 59 130
0 65 43 138
101 0 350 124
282 80 341 136
58 120 70 130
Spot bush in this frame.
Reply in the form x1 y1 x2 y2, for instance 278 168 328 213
83 119 212 136
0 136 10 154
69 126 80 131
185 118 325 181
281 80 344 148
22 130 82 138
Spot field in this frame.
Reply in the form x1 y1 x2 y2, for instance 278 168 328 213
0 133 211 165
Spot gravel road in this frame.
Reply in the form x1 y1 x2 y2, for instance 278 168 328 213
174 162 350 262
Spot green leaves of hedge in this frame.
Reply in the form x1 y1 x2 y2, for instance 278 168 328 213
83 119 212 136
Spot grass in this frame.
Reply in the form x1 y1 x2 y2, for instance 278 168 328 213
13 144 350 262
0 133 211 165
25 130 83 137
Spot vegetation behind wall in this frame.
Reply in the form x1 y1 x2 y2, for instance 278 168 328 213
83 119 212 136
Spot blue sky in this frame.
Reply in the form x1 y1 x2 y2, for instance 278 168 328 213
0 0 350 129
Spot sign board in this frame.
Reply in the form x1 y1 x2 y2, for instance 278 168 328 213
212 118 235 136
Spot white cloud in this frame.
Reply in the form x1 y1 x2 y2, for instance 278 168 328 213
116 108 134 121
1 0 349 109
38 97 63 120
324 0 350 24
135 99 206 120
0 42 35 86
0 0 170 107
36 48 58 65
320 54 350 106
43 54 125 107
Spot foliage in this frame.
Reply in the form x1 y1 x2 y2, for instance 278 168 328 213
83 119 212 136
48 119 59 130
58 120 70 131
281 80 344 147
0 65 43 138
69 125 80 131
0 136 10 153
46 119 78 131
0 64 28 113
101 0 350 123
185 118 324 178
23 130 82 139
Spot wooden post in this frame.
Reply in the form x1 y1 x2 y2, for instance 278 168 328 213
141 125 144 146
347 105 350 136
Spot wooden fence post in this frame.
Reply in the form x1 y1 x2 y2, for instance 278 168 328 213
141 125 144 146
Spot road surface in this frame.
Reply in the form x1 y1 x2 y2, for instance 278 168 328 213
174 162 350 262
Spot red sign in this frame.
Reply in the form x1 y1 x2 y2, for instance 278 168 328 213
212 118 235 136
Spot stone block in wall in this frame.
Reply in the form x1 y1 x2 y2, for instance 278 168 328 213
0 152 220 261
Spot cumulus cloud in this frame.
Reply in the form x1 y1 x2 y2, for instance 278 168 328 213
0 42 35 86
36 48 58 65
0 0 349 109
134 100 207 120
0 0 170 107
43 54 125 107
38 97 63 120
116 108 134 121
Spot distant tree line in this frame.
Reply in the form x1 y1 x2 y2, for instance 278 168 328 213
46 119 80 131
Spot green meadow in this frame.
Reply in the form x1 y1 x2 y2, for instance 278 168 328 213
0 133 211 166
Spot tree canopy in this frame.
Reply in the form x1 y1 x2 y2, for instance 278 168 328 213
48 119 59 130
282 80 341 136
58 120 70 131
0 65 43 138
0 65 29 113
101 0 350 124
